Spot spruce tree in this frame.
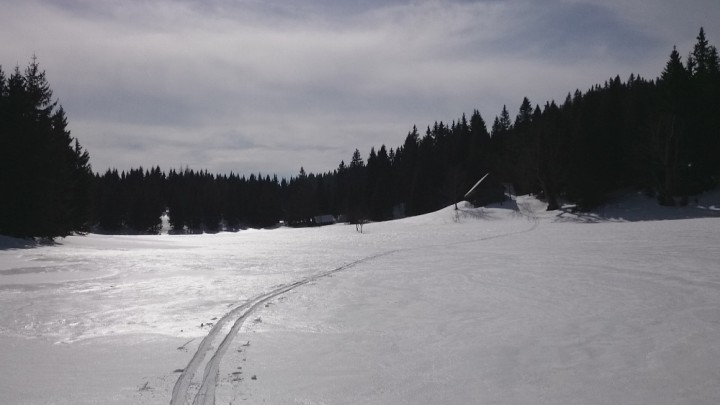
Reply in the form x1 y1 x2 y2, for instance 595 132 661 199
515 97 533 128
691 27 711 77
0 58 92 238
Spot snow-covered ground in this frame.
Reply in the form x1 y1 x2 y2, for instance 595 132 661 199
1 193 719 404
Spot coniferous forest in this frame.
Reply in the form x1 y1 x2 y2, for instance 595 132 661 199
1 29 719 238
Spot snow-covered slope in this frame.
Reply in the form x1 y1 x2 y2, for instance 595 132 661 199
1 194 719 404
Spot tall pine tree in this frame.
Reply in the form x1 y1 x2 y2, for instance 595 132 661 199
0 58 92 238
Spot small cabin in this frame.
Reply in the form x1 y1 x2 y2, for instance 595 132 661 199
312 215 336 226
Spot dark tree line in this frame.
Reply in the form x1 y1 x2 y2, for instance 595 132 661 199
2 29 719 237
0 58 93 238
90 28 720 232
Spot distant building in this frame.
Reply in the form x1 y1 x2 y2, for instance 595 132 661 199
312 215 336 226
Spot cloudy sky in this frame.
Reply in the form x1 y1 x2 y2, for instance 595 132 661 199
2 0 719 178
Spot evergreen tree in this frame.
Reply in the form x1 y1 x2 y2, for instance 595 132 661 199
497 105 512 133
0 58 92 238
366 145 394 220
654 46 689 204
466 109 490 181
349 148 364 168
515 97 533 128
345 149 368 223
687 28 720 192
691 27 712 77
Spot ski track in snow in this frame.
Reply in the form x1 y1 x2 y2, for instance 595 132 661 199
171 250 399 405
172 203 540 405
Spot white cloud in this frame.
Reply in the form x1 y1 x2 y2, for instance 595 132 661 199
2 0 718 177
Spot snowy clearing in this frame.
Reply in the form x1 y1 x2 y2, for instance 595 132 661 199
1 194 720 404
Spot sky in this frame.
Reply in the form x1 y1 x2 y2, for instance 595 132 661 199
2 0 719 178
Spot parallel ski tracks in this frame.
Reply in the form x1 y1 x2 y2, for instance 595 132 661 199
170 250 399 405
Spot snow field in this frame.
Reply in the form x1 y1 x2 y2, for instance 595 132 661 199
1 194 719 404
229 215 720 404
